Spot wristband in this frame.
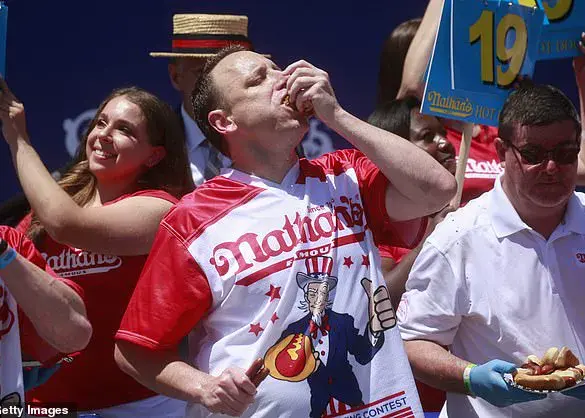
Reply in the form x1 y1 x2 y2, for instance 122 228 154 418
463 363 477 397
0 247 17 269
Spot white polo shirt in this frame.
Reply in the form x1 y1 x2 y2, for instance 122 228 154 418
398 176 585 418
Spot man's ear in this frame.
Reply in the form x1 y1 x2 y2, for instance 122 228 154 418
168 63 181 91
495 137 507 164
146 146 167 168
208 110 237 135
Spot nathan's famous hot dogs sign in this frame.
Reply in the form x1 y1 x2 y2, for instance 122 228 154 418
421 0 584 127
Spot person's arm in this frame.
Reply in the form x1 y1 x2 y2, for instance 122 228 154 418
574 35 585 185
114 342 257 417
0 241 91 353
284 61 456 221
0 78 174 255
404 339 547 406
384 205 453 307
405 339 469 393
114 217 260 416
397 0 444 99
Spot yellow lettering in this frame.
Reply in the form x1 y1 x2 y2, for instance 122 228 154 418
496 14 528 87
542 0 572 21
470 10 495 83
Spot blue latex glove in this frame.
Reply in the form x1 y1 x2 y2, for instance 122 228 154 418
562 384 585 400
469 359 547 407
23 364 60 391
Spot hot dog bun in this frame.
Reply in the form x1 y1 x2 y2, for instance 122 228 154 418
542 347 560 366
514 348 584 390
527 355 543 367
514 371 565 391
555 346 580 368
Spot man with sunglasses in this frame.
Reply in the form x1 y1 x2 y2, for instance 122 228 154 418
398 82 585 418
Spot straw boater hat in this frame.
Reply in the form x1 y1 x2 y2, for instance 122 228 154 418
150 14 268 58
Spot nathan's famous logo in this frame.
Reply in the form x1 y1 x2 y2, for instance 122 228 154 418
426 91 473 118
42 248 122 277
210 196 364 278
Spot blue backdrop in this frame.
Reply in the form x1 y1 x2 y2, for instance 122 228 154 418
0 0 579 203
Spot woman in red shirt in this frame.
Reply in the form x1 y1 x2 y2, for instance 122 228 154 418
0 77 194 417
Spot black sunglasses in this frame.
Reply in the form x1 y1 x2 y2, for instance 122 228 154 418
505 141 580 165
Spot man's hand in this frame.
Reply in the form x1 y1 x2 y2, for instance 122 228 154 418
283 60 340 125
469 360 546 407
0 76 28 145
200 366 257 417
361 278 396 333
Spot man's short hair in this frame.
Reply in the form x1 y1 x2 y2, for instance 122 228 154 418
499 83 582 144
191 45 249 156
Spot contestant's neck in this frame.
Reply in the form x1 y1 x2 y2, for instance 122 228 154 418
231 146 299 184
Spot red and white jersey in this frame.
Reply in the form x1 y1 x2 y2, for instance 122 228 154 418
446 125 503 205
118 150 425 418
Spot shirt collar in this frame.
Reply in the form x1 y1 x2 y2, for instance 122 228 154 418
490 174 585 238
562 192 585 235
222 161 301 190
489 175 527 238
181 104 205 150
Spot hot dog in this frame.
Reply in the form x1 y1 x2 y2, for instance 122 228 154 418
514 371 566 391
513 347 585 390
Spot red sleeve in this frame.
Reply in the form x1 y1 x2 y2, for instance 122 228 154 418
116 220 212 350
0 226 83 364
110 189 179 205
378 245 410 264
304 149 426 249
15 213 32 235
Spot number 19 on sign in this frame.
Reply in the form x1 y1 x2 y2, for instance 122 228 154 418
469 10 528 87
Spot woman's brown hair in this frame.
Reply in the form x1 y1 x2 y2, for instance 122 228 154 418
27 86 194 244
376 18 422 105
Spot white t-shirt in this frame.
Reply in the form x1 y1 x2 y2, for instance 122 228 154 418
398 176 585 417
118 150 426 418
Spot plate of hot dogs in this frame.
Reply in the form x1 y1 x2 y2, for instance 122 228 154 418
504 346 585 393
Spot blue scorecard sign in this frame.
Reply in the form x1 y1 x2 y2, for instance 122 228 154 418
0 2 6 77
512 0 585 59
422 0 546 126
